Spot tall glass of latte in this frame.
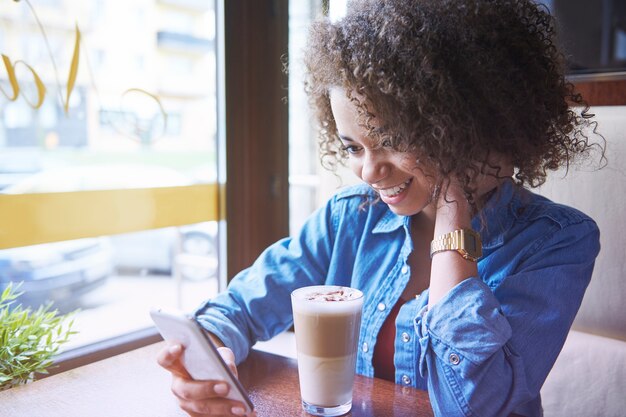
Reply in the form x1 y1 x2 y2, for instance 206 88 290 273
291 285 364 417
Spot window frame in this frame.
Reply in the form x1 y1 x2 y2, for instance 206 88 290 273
222 0 289 279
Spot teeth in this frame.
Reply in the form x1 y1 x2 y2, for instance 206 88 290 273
379 179 410 197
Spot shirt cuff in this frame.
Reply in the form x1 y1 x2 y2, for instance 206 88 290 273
415 278 512 368
194 299 252 365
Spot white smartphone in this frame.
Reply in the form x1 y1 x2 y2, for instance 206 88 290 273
150 308 254 414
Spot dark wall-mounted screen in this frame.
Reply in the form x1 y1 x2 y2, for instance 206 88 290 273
539 0 626 76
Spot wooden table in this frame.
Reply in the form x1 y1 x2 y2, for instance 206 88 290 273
239 348 433 417
0 342 433 417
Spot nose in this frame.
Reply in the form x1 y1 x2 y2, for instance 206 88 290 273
360 151 389 185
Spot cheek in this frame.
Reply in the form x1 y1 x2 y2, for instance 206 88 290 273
405 166 435 197
399 156 421 173
405 160 435 185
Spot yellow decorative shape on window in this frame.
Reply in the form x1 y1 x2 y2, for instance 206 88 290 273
1 54 21 101
0 184 220 250
63 24 80 114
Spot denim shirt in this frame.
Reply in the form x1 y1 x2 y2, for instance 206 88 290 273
195 180 600 417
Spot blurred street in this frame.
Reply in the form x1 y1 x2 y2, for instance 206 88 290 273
62 274 218 350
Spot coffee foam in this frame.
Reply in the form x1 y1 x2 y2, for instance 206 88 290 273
303 288 359 302
291 286 364 315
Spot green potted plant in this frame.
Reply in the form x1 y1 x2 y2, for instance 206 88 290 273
0 283 77 391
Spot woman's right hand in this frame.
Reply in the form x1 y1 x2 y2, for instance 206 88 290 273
157 342 255 417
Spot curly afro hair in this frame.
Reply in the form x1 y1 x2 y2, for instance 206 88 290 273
303 0 603 201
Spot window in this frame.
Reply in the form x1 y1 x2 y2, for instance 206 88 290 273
0 0 219 351
0 0 302 369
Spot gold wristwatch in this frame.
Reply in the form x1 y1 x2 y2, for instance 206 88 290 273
430 228 482 262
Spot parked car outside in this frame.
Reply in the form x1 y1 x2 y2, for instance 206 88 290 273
0 238 113 312
112 222 217 280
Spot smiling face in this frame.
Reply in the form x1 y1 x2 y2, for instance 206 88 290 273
329 89 435 217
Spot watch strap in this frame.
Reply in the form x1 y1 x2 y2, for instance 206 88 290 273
430 228 482 261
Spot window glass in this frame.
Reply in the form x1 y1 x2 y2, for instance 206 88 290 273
0 0 218 349
288 0 320 235
535 0 626 76
288 0 358 236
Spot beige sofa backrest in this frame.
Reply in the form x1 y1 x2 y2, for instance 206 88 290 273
538 105 626 342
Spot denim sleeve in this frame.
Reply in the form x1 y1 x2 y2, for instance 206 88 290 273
194 198 338 364
415 219 600 417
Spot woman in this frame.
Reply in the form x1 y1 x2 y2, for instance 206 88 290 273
158 0 603 416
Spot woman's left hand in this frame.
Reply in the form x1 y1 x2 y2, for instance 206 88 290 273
428 153 513 307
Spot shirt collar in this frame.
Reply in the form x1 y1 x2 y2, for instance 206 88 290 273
372 206 407 234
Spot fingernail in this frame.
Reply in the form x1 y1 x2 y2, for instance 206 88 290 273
214 383 228 395
231 407 245 416
168 344 182 354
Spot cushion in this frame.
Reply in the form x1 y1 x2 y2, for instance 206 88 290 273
541 330 626 417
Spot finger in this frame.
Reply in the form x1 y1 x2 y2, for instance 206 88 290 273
217 347 238 379
157 343 191 379
171 376 232 401
178 397 249 416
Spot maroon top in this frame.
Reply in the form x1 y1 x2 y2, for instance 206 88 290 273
373 298 407 382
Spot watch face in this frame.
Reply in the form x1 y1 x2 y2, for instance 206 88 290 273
466 236 477 252
461 229 482 260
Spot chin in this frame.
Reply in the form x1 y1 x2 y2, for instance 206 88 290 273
386 204 422 217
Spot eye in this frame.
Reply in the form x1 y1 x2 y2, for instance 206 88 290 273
341 144 362 155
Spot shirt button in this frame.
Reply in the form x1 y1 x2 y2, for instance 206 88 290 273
449 353 460 365
401 375 411 385
362 342 369 353
401 265 409 274
377 303 386 311
401 332 410 343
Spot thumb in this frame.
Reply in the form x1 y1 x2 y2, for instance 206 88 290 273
218 347 238 379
